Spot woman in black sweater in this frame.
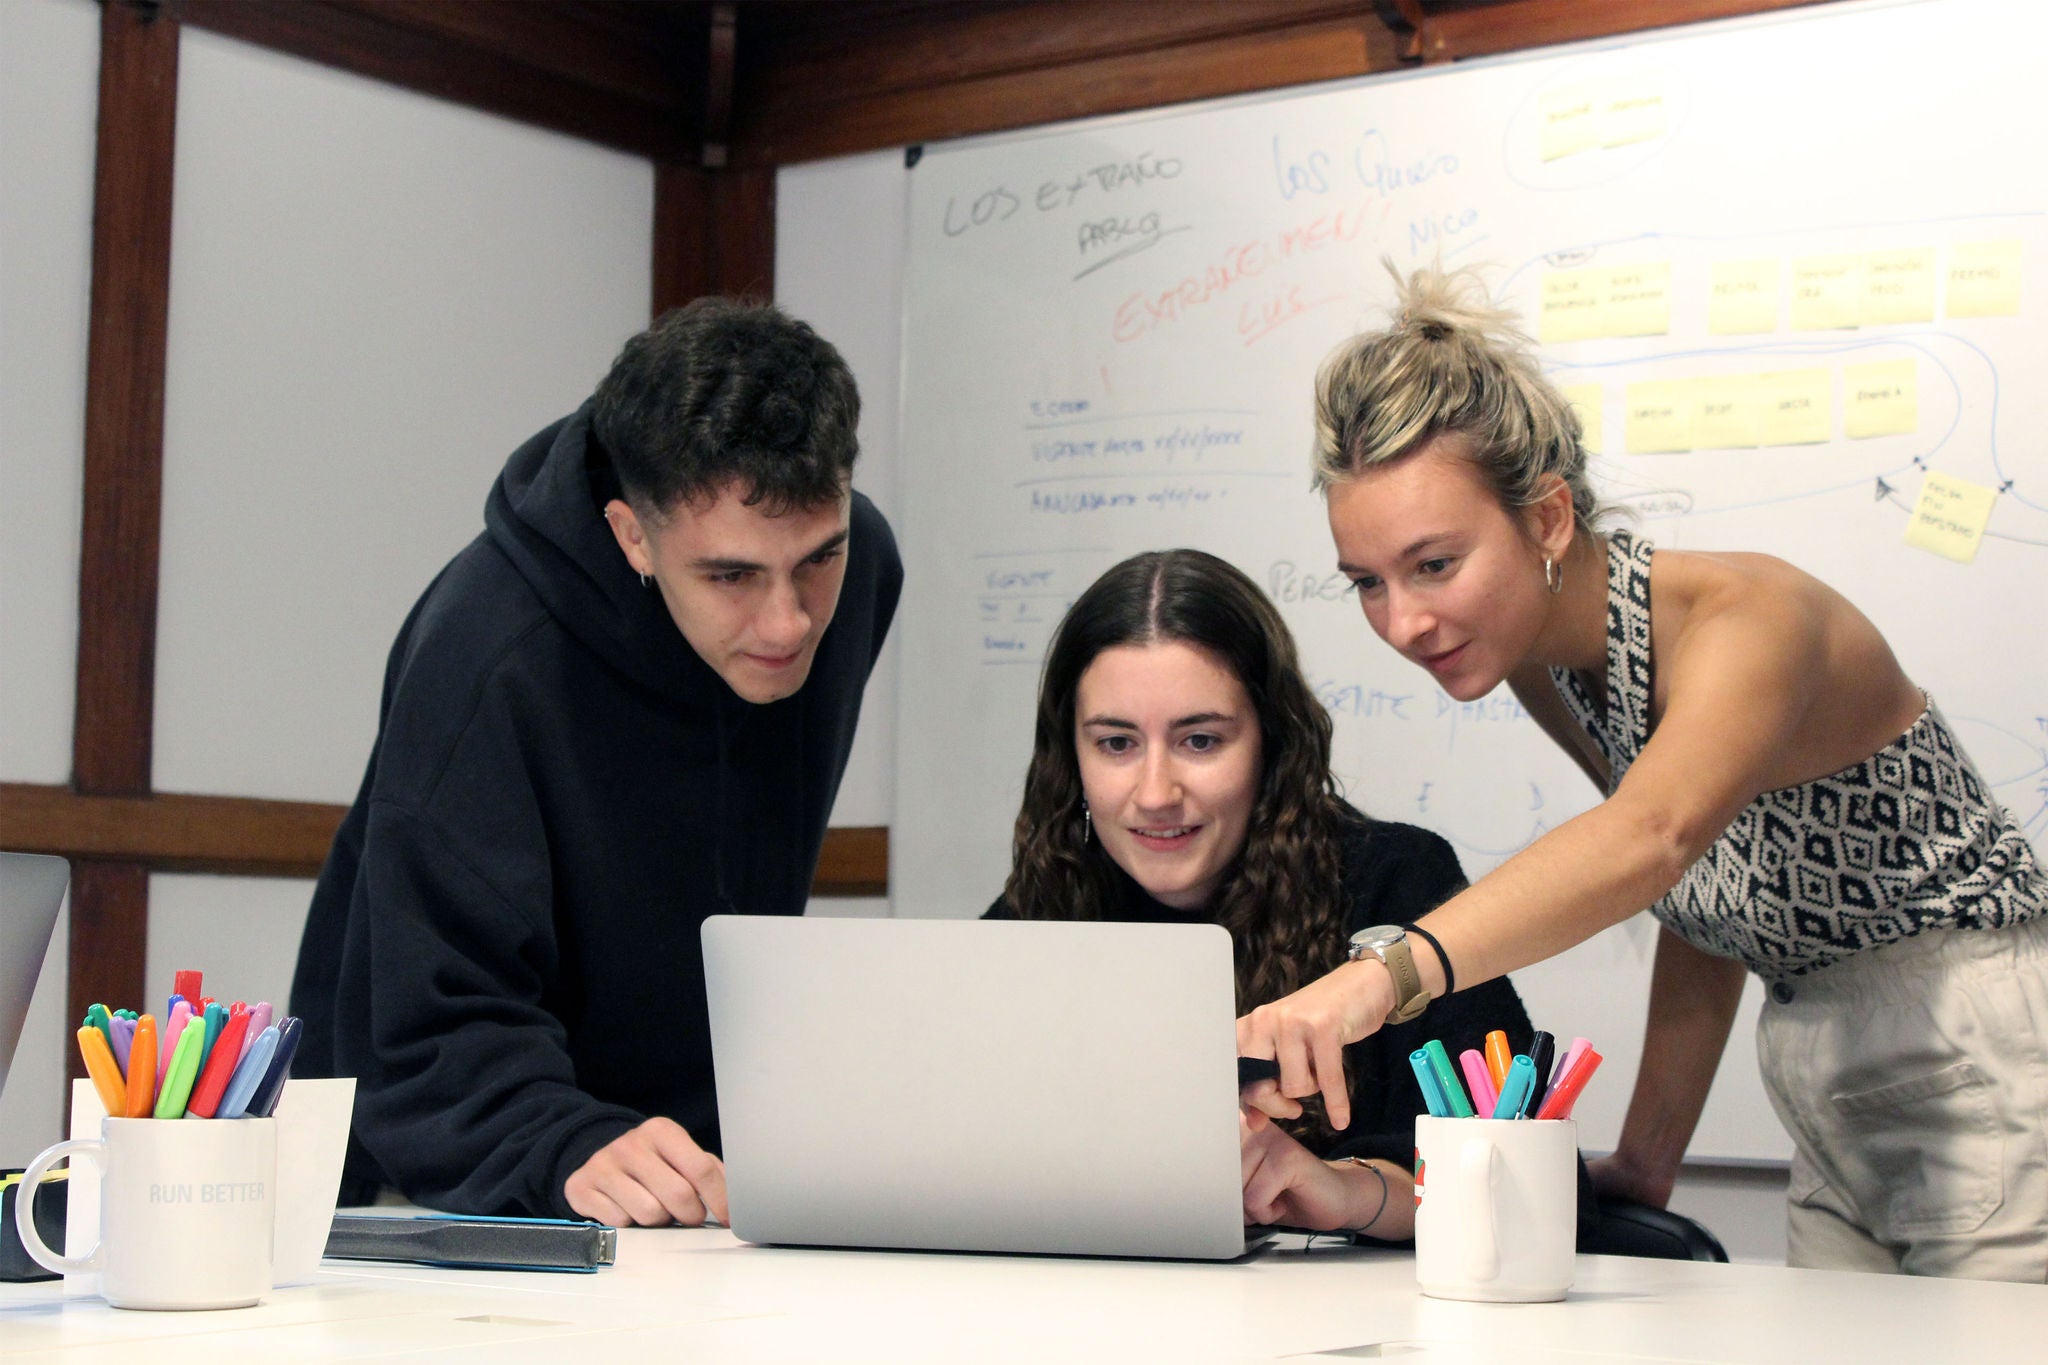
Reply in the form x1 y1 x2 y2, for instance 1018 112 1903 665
987 548 1534 1239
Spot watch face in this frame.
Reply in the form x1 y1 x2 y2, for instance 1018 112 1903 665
1350 925 1405 953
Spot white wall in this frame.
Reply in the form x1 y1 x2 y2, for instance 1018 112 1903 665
0 0 98 1168
0 0 96 786
154 28 653 805
0 14 653 1163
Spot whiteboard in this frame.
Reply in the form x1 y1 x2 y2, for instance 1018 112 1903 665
894 0 2048 1162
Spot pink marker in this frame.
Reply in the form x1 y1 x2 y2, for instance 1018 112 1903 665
238 1002 274 1065
158 1000 193 1088
1459 1048 1500 1118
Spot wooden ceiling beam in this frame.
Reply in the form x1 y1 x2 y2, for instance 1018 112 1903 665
0 784 885 895
1411 0 1836 61
175 0 697 159
737 15 1403 166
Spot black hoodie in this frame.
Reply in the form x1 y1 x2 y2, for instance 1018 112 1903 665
290 403 901 1216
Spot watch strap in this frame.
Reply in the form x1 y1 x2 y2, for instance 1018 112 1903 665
1377 937 1431 1024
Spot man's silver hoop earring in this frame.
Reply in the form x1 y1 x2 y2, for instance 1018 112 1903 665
1082 800 1092 844
1544 557 1564 595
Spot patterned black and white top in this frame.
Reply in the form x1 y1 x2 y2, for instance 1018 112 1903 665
1550 529 2046 981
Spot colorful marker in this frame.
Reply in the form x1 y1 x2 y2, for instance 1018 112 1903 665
76 1026 127 1117
217 1026 280 1120
238 1003 274 1065
174 970 203 1004
1547 1036 1591 1107
1408 1046 1452 1118
198 1002 228 1072
185 1009 252 1118
1535 1047 1604 1121
108 1014 136 1075
1421 1039 1475 1118
1492 1053 1539 1119
158 999 193 1089
124 1014 159 1118
243 1016 303 1119
1459 1048 1500 1117
1526 1031 1556 1104
154 1020 206 1119
1483 1030 1513 1091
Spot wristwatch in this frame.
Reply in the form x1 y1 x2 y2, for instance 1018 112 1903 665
1347 924 1431 1024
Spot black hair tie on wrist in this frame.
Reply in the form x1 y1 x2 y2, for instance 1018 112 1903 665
1403 922 1454 998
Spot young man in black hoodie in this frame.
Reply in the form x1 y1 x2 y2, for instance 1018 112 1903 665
290 299 901 1225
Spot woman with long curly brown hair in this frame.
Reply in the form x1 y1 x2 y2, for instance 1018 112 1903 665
987 548 1534 1238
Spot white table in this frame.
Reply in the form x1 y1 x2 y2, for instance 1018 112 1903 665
5 1229 2044 1362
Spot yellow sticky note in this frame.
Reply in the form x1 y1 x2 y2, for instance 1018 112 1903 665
1843 360 1918 439
1947 240 2022 317
1560 383 1603 455
1904 471 1997 563
1602 83 1667 148
1625 379 1694 454
1692 374 1762 449
1790 256 1863 330
1600 263 1672 337
1759 369 1833 445
1541 268 1604 343
1862 248 1936 325
1540 84 1603 161
1710 259 1779 334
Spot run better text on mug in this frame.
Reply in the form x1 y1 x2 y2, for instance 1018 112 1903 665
1413 1115 1577 1302
13 1116 277 1309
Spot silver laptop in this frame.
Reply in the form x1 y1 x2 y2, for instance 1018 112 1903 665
0 853 68 1098
703 914 1250 1259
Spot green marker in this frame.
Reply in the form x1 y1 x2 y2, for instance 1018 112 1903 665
1422 1038 1476 1118
154 1020 207 1119
83 1002 113 1048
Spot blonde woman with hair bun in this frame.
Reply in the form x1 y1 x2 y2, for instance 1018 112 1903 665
1237 265 2048 1280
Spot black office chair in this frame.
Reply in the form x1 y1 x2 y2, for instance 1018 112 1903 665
1579 1196 1730 1262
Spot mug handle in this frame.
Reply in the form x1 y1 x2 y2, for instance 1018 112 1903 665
1458 1135 1501 1283
13 1137 106 1275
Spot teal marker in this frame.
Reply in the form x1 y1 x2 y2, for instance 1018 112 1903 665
1422 1038 1475 1118
1408 1047 1451 1118
1492 1053 1539 1119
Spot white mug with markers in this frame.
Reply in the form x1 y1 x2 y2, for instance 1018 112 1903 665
10 968 301 1309
1408 1027 1602 1303
14 1116 277 1310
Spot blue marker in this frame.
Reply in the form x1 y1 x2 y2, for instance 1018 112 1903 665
1492 1054 1539 1119
1409 1046 1452 1118
217 1025 280 1119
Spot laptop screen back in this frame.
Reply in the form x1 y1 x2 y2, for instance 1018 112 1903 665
703 915 1246 1259
0 853 68 1097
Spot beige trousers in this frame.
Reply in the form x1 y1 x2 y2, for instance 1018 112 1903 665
1756 916 2048 1281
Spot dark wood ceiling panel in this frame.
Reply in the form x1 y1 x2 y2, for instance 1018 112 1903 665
1412 0 1834 60
176 0 699 158
748 0 1382 106
736 16 1402 165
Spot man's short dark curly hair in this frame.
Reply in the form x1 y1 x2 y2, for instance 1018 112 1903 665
593 297 860 516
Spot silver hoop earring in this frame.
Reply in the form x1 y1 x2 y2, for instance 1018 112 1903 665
639 573 652 589
1543 557 1563 595
1082 800 1092 844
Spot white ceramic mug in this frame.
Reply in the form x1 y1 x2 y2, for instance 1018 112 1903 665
1413 1116 1576 1302
13 1117 277 1310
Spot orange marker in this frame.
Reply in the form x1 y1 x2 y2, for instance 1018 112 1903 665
124 1014 160 1117
77 1026 127 1117
1483 1030 1512 1092
184 1009 251 1118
